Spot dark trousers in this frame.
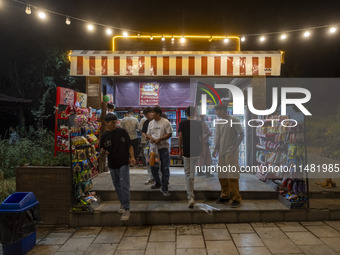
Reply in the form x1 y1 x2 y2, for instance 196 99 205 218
151 148 170 191
131 139 139 159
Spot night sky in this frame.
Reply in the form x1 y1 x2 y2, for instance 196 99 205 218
1 0 340 77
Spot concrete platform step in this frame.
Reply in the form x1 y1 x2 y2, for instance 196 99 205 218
95 190 279 201
70 199 340 227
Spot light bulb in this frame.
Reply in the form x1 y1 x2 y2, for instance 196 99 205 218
161 36 165 41
38 11 46 19
224 38 229 43
260 36 265 42
280 34 287 40
65 17 71 25
171 37 175 42
241 37 245 42
180 37 186 43
106 28 112 35
25 6 31 15
87 24 94 31
150 36 153 40
303 31 310 37
329 27 336 33
123 31 128 37
137 33 141 38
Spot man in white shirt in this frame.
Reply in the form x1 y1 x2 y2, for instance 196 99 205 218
120 109 139 159
147 106 173 196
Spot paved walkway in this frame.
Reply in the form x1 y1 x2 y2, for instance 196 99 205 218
3 221 340 255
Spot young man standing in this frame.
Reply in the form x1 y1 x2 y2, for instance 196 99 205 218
141 107 155 185
178 106 202 208
100 114 136 221
213 104 244 208
120 109 139 159
147 106 172 196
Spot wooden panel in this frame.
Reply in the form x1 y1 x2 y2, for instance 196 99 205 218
251 77 266 110
16 166 72 225
86 76 101 110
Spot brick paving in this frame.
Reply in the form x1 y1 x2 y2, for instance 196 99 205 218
2 221 340 255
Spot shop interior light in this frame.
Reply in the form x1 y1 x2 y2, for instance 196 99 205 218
280 34 287 40
224 38 229 43
106 28 112 35
65 17 71 25
303 31 310 37
180 37 186 43
38 11 46 19
123 31 128 37
87 24 94 31
260 36 265 42
241 36 245 42
150 36 153 40
329 27 337 33
25 6 31 15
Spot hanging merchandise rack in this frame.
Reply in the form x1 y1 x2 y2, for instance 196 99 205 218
255 109 309 209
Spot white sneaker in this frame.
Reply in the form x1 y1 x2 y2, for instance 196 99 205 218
188 198 195 208
118 205 124 214
144 179 155 185
120 210 130 221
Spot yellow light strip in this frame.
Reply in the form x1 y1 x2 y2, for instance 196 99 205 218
112 35 241 51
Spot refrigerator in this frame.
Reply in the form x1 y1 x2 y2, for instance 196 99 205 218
164 109 178 137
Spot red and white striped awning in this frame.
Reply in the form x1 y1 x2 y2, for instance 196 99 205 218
69 51 282 77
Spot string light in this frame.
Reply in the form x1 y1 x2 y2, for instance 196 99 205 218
106 28 112 35
171 36 175 42
137 33 141 38
180 37 186 43
4 0 340 45
87 24 94 31
224 38 229 43
25 5 31 15
150 35 153 40
122 31 128 37
329 27 337 33
38 11 46 20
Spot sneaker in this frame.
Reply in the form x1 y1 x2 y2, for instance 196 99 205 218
188 198 195 208
144 179 155 185
118 205 124 214
231 201 241 208
215 197 231 204
151 183 161 189
161 189 170 197
120 210 130 221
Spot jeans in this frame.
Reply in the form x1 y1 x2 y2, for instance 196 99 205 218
109 165 130 210
183 156 198 200
151 148 170 191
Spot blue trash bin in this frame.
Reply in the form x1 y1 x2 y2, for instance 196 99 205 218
0 192 41 255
